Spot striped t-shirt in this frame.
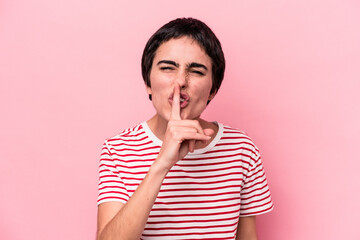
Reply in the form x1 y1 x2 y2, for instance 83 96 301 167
97 122 274 239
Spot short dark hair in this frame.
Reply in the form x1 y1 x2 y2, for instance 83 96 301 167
141 17 225 96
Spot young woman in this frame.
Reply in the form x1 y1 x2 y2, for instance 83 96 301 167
96 18 273 240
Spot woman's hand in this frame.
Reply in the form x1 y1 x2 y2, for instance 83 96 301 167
155 84 213 171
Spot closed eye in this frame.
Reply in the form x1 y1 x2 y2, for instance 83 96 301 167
191 70 205 76
160 66 175 70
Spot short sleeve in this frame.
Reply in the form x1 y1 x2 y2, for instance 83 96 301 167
97 140 129 205
239 151 274 216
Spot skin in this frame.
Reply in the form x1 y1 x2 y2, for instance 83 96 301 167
146 36 217 154
96 36 258 240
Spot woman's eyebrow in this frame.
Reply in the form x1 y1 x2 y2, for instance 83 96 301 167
187 62 208 71
157 60 179 67
157 60 207 71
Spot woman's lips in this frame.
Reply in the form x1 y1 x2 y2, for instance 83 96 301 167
169 93 190 108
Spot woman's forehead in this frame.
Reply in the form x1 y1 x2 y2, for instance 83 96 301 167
153 36 211 66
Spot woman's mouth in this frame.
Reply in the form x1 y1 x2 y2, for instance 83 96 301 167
169 93 190 108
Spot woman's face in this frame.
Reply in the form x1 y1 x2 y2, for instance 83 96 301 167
147 36 215 121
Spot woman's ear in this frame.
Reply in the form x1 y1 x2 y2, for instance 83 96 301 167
208 91 217 101
206 91 217 105
145 84 152 95
145 85 152 101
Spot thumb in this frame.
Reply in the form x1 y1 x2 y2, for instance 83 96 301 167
200 128 214 145
203 128 215 137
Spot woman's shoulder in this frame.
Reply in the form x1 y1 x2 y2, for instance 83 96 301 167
218 123 259 151
221 123 247 135
104 122 147 144
217 122 250 138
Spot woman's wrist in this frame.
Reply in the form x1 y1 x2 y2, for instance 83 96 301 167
149 159 171 179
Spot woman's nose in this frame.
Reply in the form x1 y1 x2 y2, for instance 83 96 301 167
176 71 188 89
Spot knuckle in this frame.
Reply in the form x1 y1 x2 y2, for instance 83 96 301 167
167 121 177 129
168 125 176 134
193 120 201 128
168 126 177 135
171 131 180 139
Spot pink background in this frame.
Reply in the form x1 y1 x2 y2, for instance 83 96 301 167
1 0 359 239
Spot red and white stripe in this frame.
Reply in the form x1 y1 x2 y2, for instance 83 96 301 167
98 122 273 239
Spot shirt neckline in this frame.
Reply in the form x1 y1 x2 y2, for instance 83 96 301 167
141 121 223 155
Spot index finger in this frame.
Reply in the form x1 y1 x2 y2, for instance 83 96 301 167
170 84 181 120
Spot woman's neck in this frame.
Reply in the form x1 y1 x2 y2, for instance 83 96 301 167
146 114 218 149
146 114 168 141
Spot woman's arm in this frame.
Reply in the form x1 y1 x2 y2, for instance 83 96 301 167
236 216 258 240
96 85 212 240
96 161 169 240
